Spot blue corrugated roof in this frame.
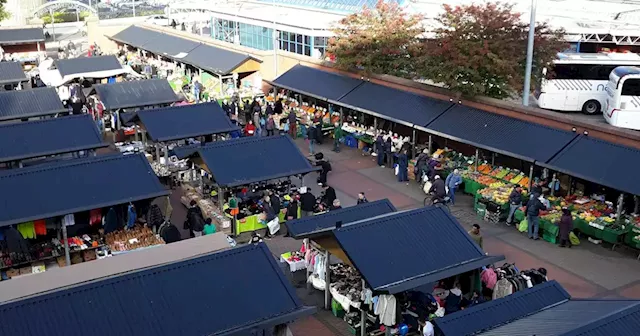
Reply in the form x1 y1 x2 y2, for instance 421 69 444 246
480 300 640 336
0 28 44 44
0 62 27 84
333 207 505 294
110 25 162 48
184 135 319 187
286 199 397 238
0 114 106 163
271 65 364 101
94 79 179 110
540 135 640 196
0 243 315 336
0 153 168 227
54 55 123 77
181 43 260 75
134 103 239 141
434 280 571 336
427 105 578 162
0 87 66 121
339 82 454 127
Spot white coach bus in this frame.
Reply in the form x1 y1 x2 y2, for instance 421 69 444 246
604 66 640 130
536 53 640 115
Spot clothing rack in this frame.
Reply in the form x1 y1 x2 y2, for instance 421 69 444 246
305 239 331 309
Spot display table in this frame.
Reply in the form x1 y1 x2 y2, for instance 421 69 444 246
236 208 302 235
330 286 361 312
464 178 486 196
280 252 306 272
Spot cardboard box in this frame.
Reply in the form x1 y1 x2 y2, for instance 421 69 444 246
18 266 32 275
57 256 67 267
5 268 18 278
83 250 97 262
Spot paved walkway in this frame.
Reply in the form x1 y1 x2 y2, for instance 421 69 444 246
261 139 640 335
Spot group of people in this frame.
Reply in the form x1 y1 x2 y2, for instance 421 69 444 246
243 98 285 137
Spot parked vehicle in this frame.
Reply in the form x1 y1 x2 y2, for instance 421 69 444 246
604 66 640 130
146 15 171 26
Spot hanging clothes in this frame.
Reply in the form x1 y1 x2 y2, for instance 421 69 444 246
481 268 497 290
89 209 102 226
104 207 119 234
62 214 75 226
127 204 137 229
492 278 514 300
34 220 47 236
5 227 29 255
375 295 397 326
17 222 36 239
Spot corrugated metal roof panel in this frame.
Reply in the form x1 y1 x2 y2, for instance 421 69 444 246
0 87 66 121
434 280 571 336
0 114 106 163
94 79 179 110
0 153 168 227
0 243 315 336
192 135 319 187
140 30 200 57
481 300 640 336
0 62 27 84
181 43 260 75
285 199 397 238
333 207 504 294
338 82 454 127
272 65 364 101
560 301 640 336
541 135 640 196
54 55 123 77
109 25 162 48
427 105 577 162
135 102 239 141
0 28 44 44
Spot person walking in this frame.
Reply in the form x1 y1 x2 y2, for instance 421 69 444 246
307 123 317 155
384 137 393 168
357 192 368 204
288 109 297 138
397 149 409 183
299 187 315 217
184 200 205 237
253 109 262 137
332 122 343 152
445 169 462 205
321 183 337 207
525 193 547 240
506 186 523 226
468 224 483 249
265 115 276 136
375 135 385 167
556 207 574 247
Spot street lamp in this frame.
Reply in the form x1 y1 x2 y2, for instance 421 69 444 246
523 0 537 106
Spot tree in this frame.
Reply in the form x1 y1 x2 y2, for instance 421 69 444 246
327 0 424 78
415 2 566 99
0 0 9 22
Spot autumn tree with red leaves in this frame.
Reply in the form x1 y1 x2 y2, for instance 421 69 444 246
327 0 424 78
415 2 566 99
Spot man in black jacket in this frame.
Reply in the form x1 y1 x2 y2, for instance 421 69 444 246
525 194 547 240
506 186 523 226
428 175 447 204
321 183 337 207
185 200 205 237
299 187 316 217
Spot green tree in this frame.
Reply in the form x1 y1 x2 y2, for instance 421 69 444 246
327 0 424 78
415 2 566 99
0 0 10 22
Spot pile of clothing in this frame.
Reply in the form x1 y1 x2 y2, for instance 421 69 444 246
330 264 363 302
483 263 548 300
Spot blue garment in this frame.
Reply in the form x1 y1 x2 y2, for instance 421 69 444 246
445 173 462 189
309 139 316 155
127 204 137 229
527 215 540 239
397 153 408 182
448 186 457 205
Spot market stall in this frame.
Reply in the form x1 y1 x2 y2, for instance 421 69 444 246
175 135 319 235
0 87 66 122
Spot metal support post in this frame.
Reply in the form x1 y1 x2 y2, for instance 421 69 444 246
491 153 495 166
617 193 625 219
164 144 169 166
412 128 417 158
528 164 535 191
155 143 160 162
191 162 197 182
634 196 639 215
50 9 56 42
324 249 331 309
360 278 367 336
522 0 537 106
474 149 479 171
373 117 377 131
428 135 433 155
61 222 71 266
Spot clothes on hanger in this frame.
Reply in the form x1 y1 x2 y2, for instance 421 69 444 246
34 220 47 236
104 207 119 234
89 209 102 226
375 294 397 326
63 214 75 226
17 222 36 239
126 204 136 229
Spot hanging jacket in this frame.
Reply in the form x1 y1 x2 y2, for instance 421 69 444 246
147 204 164 228
127 204 137 229
5 227 29 255
104 207 119 234
445 173 462 189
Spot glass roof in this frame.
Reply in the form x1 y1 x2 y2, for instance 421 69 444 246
257 0 405 13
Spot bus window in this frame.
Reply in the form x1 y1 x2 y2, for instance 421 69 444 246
621 79 640 96
552 64 618 80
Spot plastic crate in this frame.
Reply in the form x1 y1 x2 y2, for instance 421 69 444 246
543 232 557 244
601 227 626 244
331 299 345 318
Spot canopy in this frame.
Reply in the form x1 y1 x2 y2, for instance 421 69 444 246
177 135 319 187
0 28 44 45
133 102 239 142
0 153 169 227
285 199 397 239
0 114 106 163
94 79 179 110
333 207 505 294
0 62 27 85
269 64 363 101
39 56 129 87
0 87 66 121
0 243 316 335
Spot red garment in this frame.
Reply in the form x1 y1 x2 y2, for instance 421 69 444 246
244 124 256 136
34 220 47 236
90 209 102 226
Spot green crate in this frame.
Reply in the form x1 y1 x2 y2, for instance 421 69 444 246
601 227 626 245
477 208 486 220
545 223 559 236
593 227 605 240
577 219 596 237
543 232 557 244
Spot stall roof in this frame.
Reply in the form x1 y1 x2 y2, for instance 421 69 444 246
338 82 454 127
110 25 163 48
133 103 240 142
93 79 179 110
0 62 28 85
286 199 397 239
333 207 505 294
270 65 364 101
0 87 66 121
0 243 316 336
140 31 200 58
540 135 640 196
0 28 44 45
425 105 578 162
0 153 168 227
54 55 123 77
181 43 262 76
0 115 107 163
179 135 319 187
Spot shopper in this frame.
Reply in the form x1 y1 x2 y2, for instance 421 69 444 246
244 120 256 136
265 115 276 136
286 195 299 220
332 122 343 152
375 135 385 167
556 207 574 248
321 183 337 208
266 102 274 115
262 196 276 238
384 137 393 168
288 109 297 138
185 200 205 237
299 187 316 217
445 169 462 204
274 98 284 114
357 192 368 204
525 193 547 240
506 186 523 226
415 149 430 180
315 153 331 185
203 218 216 235
397 149 409 183
330 199 342 211
468 224 483 249
268 190 281 216
307 122 317 155
428 175 446 204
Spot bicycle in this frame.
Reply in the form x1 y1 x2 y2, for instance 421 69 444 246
423 193 451 214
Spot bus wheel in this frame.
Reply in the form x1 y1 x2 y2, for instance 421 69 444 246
581 100 601 115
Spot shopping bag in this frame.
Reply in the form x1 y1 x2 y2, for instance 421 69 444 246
267 217 280 235
569 232 580 245
518 219 528 232
394 165 399 176
423 181 432 194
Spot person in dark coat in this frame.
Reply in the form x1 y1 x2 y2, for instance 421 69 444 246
265 103 274 115
274 98 284 114
375 135 385 167
525 194 547 240
299 187 316 217
397 149 409 182
506 186 523 226
556 208 573 247
268 190 281 215
428 175 447 203
384 137 393 168
288 109 297 138
307 123 317 155
286 196 299 220
321 183 337 207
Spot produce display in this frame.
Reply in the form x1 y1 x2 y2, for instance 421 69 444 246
478 185 512 205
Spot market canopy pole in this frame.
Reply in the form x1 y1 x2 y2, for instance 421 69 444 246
61 222 71 266
528 164 535 191
491 153 495 166
523 0 537 106
474 149 479 171
360 278 367 336
428 135 432 155
412 128 417 158
617 193 625 219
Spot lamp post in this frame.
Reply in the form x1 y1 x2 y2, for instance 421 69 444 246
272 0 278 78
522 0 537 106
